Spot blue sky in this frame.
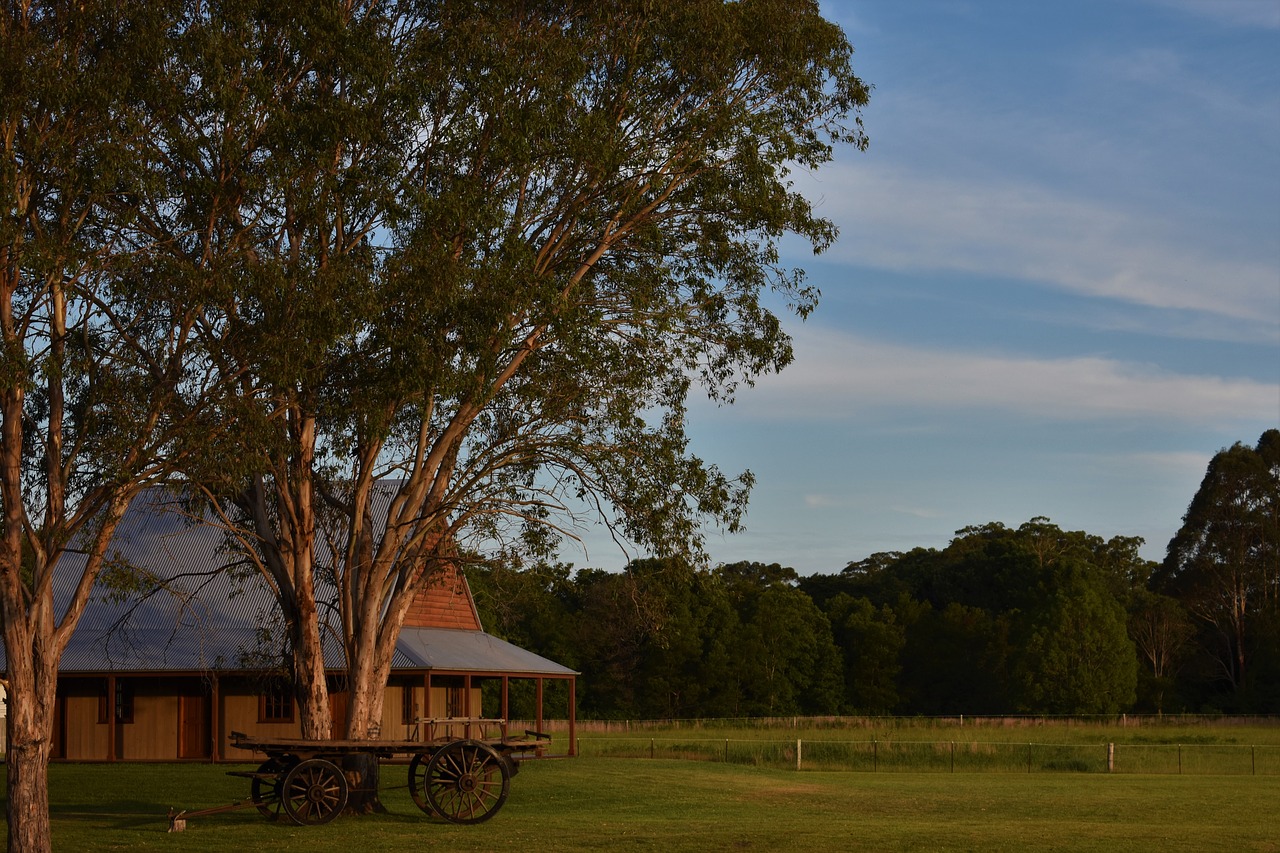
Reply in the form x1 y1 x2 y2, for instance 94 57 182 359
567 0 1280 575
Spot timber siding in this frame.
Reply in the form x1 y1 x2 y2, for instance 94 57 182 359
402 564 482 631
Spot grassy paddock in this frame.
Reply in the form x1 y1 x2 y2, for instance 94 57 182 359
580 735 1280 775
536 714 1280 738
5 757 1280 852
532 717 1280 775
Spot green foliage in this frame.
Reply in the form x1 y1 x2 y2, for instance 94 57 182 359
1155 430 1280 708
124 0 870 739
826 593 903 713
897 600 1014 715
1127 589 1195 713
471 502 1274 720
1014 561 1138 715
790 518 1153 717
2 3 245 849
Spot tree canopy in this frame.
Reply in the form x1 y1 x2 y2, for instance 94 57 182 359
1155 430 1280 707
136 0 870 743
1 2 231 849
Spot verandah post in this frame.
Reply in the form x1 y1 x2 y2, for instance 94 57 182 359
106 676 117 762
536 678 544 735
464 674 473 738
568 678 577 756
211 674 221 762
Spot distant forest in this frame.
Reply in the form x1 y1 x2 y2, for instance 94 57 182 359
468 430 1280 718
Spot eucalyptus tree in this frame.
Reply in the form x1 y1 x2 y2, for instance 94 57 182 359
168 0 870 744
0 2 224 850
1128 589 1193 712
136 0 416 742
1157 430 1280 700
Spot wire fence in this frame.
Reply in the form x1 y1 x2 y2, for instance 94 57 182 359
554 713 1280 733
573 736 1280 775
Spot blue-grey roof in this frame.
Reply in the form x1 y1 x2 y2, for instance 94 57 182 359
1 488 573 678
393 627 576 676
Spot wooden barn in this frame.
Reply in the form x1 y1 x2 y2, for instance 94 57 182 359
2 489 577 762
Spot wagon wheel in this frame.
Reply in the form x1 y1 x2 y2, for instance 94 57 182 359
405 746 511 816
250 757 289 821
421 740 510 824
407 751 437 816
279 758 349 826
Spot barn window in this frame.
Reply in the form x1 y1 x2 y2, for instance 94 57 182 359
98 681 133 724
259 684 294 723
446 685 465 717
401 687 418 725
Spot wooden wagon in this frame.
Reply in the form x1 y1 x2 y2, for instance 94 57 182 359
171 719 550 829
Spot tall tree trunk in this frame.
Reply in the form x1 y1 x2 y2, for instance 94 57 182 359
340 618 396 814
3 624 57 853
290 579 334 741
288 413 334 740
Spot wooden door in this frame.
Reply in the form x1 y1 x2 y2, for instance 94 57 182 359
179 693 211 759
329 691 349 740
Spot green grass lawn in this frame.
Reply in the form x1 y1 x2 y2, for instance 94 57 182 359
6 757 1280 852
573 720 1280 774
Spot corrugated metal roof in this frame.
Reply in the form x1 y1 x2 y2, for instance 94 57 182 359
393 628 577 675
1 487 574 678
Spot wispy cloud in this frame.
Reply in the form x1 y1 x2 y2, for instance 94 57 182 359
1095 46 1280 129
1141 0 1280 29
798 163 1278 328
889 504 944 520
1112 449 1219 475
724 327 1279 427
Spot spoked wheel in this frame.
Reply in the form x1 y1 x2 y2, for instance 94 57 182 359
279 758 349 826
407 751 437 816
250 757 289 821
421 740 511 824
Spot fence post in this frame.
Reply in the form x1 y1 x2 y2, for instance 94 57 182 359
725 739 729 763
795 738 802 771
1107 743 1114 773
1252 746 1256 776
950 741 955 773
650 738 655 759
873 738 878 772
1178 744 1182 775
1027 743 1032 773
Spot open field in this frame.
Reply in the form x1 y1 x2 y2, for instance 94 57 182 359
5 754 1280 852
544 716 1280 775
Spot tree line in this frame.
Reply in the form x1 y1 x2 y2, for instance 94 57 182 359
471 430 1280 719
